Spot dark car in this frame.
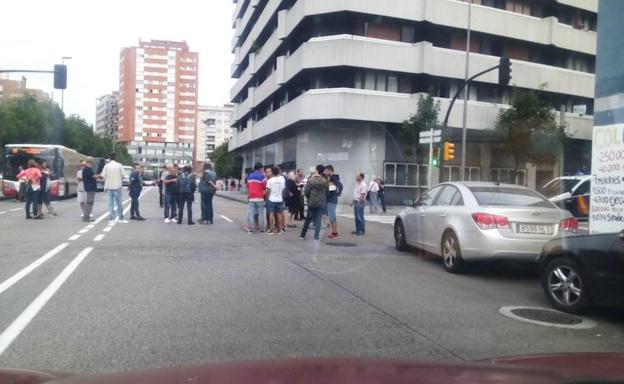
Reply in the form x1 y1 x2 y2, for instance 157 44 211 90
538 231 624 313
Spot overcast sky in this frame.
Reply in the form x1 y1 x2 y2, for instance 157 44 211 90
1 0 235 125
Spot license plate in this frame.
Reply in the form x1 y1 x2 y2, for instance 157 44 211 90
518 224 553 235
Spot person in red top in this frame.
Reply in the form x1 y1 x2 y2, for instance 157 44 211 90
16 159 43 219
245 162 267 234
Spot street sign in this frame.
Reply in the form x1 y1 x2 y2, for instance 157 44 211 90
420 136 442 144
419 130 442 138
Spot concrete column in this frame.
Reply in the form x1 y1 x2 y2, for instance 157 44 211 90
526 162 537 189
480 143 492 181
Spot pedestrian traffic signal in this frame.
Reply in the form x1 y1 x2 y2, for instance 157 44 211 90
53 64 67 90
498 57 511 86
443 142 455 161
431 148 440 167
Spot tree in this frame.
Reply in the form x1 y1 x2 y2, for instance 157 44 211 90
400 93 441 163
491 89 566 170
209 142 242 178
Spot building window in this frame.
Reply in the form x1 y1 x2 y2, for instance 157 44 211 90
400 25 415 43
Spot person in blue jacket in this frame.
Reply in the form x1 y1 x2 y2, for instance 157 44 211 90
129 163 145 221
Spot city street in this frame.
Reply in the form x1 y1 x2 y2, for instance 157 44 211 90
0 188 620 375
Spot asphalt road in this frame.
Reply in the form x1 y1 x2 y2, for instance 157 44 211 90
0 189 620 375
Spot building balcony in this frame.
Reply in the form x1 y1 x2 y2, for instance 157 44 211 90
235 0 281 74
229 88 593 151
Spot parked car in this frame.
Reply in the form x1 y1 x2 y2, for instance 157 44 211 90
394 182 578 273
538 231 624 313
122 166 133 186
539 175 591 218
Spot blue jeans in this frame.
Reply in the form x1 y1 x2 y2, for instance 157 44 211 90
354 201 365 234
107 188 124 221
300 206 322 240
247 200 266 231
201 192 214 222
178 194 193 224
326 202 337 224
25 187 40 217
164 193 177 219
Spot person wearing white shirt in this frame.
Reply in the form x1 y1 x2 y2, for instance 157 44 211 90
350 172 368 236
99 153 127 225
368 177 381 215
266 166 286 234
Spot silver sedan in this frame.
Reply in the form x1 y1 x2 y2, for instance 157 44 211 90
394 182 578 273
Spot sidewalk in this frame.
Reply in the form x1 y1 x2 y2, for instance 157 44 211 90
215 190 402 225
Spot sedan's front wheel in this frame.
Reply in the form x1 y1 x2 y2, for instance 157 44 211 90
541 257 590 314
394 220 408 252
441 231 465 274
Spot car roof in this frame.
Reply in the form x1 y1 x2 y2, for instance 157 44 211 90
438 181 529 189
547 175 591 181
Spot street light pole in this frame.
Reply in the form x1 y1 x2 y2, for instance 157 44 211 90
61 56 72 112
460 1 472 181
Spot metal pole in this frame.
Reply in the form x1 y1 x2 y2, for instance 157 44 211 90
427 128 433 188
460 0 472 181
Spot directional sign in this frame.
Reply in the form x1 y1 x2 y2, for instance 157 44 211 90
419 130 442 138
420 136 442 144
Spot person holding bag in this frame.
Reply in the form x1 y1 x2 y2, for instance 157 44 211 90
17 159 43 219
198 163 218 224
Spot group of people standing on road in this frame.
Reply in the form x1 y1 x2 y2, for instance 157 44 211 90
16 159 57 220
244 162 382 240
158 162 218 225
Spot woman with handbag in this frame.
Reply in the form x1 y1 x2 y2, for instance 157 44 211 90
17 159 43 219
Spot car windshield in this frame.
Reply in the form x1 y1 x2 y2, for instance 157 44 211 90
469 186 556 208
539 179 582 198
2 0 623 381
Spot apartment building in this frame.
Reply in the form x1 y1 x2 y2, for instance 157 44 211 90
0 76 50 102
95 92 119 138
228 0 597 202
117 40 198 166
196 104 235 164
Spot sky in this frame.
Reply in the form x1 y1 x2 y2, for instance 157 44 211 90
1 0 235 126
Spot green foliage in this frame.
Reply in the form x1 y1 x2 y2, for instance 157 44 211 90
400 94 441 162
491 89 565 169
0 95 131 164
209 142 242 178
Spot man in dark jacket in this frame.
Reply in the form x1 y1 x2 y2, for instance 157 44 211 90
177 165 196 225
82 157 98 222
324 165 343 239
129 164 145 220
299 165 328 241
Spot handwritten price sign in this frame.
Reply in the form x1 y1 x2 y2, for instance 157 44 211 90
590 124 624 234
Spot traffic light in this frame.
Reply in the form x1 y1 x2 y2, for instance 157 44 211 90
53 64 67 90
498 57 511 86
443 142 455 161
431 148 440 167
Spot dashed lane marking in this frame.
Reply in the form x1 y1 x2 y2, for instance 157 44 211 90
68 234 81 241
0 243 69 297
220 215 233 223
103 226 112 233
93 234 105 242
0 247 93 357
9 208 21 212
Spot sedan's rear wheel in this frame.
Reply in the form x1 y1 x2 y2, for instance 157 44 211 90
541 257 590 313
441 232 465 274
394 220 408 252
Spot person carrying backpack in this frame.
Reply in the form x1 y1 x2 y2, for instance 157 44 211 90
177 165 197 225
198 163 217 224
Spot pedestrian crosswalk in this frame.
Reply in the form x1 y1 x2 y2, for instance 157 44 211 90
337 213 395 225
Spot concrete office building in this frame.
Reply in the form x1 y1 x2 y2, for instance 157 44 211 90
95 92 119 138
196 104 235 164
228 0 597 202
117 39 199 166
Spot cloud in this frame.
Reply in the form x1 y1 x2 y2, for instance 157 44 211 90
1 0 235 125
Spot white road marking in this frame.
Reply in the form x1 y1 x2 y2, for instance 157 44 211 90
0 211 6 215
0 243 69 297
68 234 81 241
93 234 105 242
220 215 233 223
85 224 95 229
78 228 90 234
0 247 93 357
102 226 112 233
9 208 21 212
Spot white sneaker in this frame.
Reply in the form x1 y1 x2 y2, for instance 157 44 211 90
164 218 170 223
118 219 129 224
108 220 115 226
90 214 93 218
